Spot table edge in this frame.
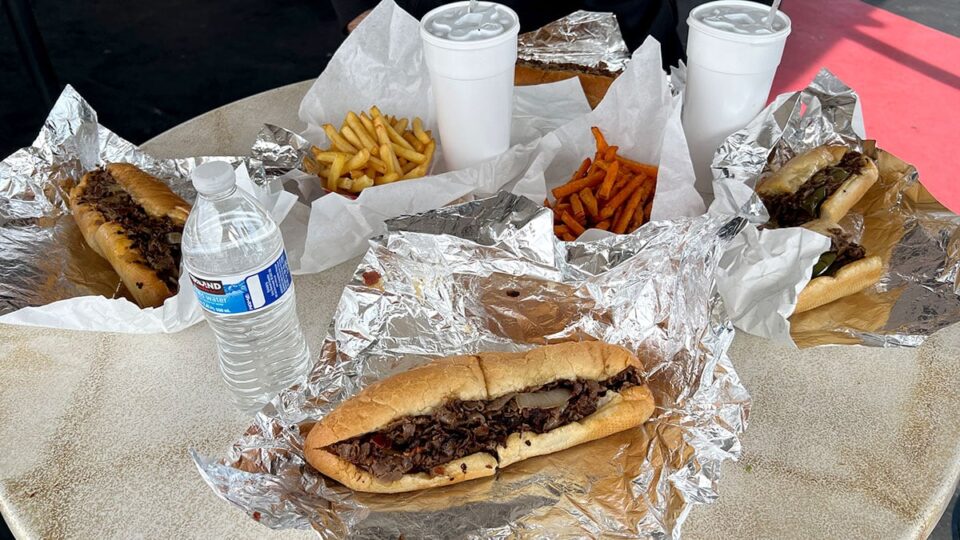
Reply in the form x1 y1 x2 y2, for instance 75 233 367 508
141 79 314 150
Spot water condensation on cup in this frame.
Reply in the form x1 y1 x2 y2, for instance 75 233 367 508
192 192 750 538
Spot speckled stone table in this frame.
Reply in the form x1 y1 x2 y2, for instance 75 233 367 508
2 81 959 539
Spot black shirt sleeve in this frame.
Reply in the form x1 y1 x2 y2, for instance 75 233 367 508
582 0 684 68
330 0 379 31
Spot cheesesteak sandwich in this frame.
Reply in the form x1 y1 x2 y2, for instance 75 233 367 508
758 145 879 227
796 221 883 313
304 342 655 493
69 163 190 308
515 61 616 109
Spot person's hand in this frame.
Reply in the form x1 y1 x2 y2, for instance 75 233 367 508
347 9 372 32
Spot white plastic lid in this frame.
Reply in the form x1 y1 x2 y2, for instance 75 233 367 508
191 161 236 195
420 1 519 50
688 1 791 44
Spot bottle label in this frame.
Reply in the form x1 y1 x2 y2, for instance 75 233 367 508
189 251 293 315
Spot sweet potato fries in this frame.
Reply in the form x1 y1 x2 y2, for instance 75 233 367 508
548 127 658 241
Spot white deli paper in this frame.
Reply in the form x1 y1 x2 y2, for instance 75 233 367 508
294 0 593 273
716 226 830 339
0 164 296 333
710 71 868 343
511 38 704 221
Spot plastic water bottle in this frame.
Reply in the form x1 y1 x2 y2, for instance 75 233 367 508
182 162 311 412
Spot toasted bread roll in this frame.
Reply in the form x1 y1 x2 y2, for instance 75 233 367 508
758 145 879 226
818 158 878 223
304 342 654 493
307 449 499 494
757 146 846 196
796 255 883 313
795 221 884 314
69 164 190 308
306 355 488 448
515 63 615 109
478 341 636 396
106 163 191 223
496 385 654 468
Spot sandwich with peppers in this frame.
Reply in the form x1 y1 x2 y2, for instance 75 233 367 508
757 145 879 228
756 145 883 312
796 221 883 313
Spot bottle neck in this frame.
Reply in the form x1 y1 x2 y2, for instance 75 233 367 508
200 185 238 201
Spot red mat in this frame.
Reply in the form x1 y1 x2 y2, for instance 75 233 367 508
770 0 960 212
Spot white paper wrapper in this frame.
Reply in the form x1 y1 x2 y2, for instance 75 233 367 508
716 226 830 339
0 86 297 333
511 38 705 226
294 0 593 273
708 73 866 343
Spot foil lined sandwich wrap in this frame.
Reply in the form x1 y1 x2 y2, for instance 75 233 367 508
515 10 631 109
712 69 960 347
0 85 253 332
192 192 749 538
517 10 630 75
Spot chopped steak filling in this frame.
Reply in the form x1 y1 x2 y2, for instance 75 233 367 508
518 59 621 78
761 150 867 227
76 169 182 290
325 366 643 482
811 228 866 278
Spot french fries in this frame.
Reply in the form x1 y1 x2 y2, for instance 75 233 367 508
302 106 437 195
549 126 658 240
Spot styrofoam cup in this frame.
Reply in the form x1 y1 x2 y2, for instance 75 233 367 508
420 2 519 171
682 0 791 196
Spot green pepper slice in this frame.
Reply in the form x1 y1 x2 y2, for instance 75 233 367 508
811 251 838 278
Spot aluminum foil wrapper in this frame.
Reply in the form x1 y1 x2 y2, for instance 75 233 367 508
711 69 960 347
711 69 865 219
248 124 328 202
250 124 313 184
517 10 630 74
193 192 750 538
0 85 248 325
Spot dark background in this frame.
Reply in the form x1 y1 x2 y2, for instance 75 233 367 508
1 1 958 539
0 0 344 156
2 0 958 159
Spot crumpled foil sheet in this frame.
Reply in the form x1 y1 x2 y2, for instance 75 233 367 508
517 10 630 74
250 124 313 184
668 61 687 98
713 69 960 347
0 85 250 315
192 192 750 538
712 69 863 219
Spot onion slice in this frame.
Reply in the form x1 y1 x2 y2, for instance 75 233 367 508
514 388 573 410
